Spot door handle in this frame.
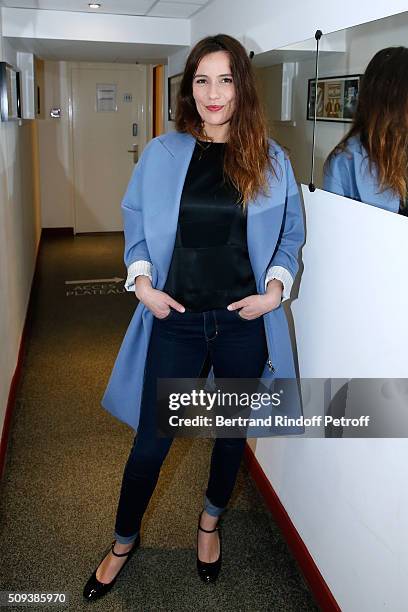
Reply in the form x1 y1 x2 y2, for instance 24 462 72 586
127 144 139 164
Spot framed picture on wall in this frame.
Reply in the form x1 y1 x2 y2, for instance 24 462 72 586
0 62 21 121
307 74 361 123
168 72 183 122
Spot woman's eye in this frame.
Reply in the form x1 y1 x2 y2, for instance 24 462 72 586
194 78 233 85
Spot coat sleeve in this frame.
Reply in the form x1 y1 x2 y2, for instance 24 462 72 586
121 139 156 291
265 154 305 301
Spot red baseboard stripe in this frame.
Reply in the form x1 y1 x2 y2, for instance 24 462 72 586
244 444 341 612
0 332 26 481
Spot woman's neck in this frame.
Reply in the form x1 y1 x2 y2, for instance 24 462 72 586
201 123 230 143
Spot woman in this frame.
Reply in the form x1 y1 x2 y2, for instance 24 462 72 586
83 33 304 601
323 46 408 215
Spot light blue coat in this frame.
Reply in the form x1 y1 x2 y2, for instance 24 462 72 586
323 135 400 212
101 131 305 433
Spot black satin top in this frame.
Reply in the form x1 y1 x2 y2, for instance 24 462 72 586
162 139 257 312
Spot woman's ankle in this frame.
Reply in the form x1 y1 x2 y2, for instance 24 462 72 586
200 510 220 530
112 539 136 554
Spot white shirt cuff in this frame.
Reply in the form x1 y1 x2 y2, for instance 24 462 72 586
125 260 153 292
265 266 293 301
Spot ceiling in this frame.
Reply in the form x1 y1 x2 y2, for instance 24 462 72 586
0 0 213 19
0 1 213 62
4 37 184 63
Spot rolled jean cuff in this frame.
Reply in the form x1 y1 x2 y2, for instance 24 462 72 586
113 530 140 544
204 494 226 517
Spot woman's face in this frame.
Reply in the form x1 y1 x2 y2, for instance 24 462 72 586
192 51 236 134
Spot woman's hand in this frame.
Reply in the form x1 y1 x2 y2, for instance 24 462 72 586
227 279 283 320
135 276 185 319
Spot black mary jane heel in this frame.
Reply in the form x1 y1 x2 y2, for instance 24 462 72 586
83 534 140 602
196 511 222 583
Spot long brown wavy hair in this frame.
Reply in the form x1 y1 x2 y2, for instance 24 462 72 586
325 46 408 202
175 33 279 209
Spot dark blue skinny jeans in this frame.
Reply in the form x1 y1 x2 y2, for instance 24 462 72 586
114 306 268 544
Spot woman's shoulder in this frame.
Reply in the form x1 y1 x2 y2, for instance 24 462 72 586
323 135 366 193
157 130 191 142
156 130 194 151
324 136 366 180
331 135 365 161
343 134 362 150
141 131 192 156
267 137 286 158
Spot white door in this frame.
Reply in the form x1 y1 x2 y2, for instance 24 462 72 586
71 63 149 233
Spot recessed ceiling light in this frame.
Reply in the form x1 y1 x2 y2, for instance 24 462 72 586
88 2 101 8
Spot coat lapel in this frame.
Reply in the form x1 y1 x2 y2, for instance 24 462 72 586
144 132 285 292
246 186 284 292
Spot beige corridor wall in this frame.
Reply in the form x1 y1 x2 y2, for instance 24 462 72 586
38 60 73 229
0 24 41 443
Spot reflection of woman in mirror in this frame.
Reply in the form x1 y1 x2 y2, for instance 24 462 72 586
323 46 408 214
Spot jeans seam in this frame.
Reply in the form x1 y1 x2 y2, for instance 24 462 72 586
203 311 218 341
199 349 211 379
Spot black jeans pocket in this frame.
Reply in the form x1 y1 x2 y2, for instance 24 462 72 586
160 308 175 321
233 309 263 322
233 309 252 322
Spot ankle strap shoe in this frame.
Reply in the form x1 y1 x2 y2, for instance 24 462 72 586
83 534 140 602
196 511 222 583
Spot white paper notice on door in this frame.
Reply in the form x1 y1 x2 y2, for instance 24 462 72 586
96 83 117 112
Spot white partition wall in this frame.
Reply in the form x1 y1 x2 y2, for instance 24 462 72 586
252 188 408 611
294 188 408 378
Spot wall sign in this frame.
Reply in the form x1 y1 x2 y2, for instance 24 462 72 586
96 83 117 112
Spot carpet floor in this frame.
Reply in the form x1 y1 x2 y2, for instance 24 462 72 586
0 233 319 611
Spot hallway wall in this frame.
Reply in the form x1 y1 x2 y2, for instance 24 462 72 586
38 60 73 229
0 20 41 442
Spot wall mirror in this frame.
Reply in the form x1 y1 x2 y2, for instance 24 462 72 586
253 11 408 208
0 61 21 121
